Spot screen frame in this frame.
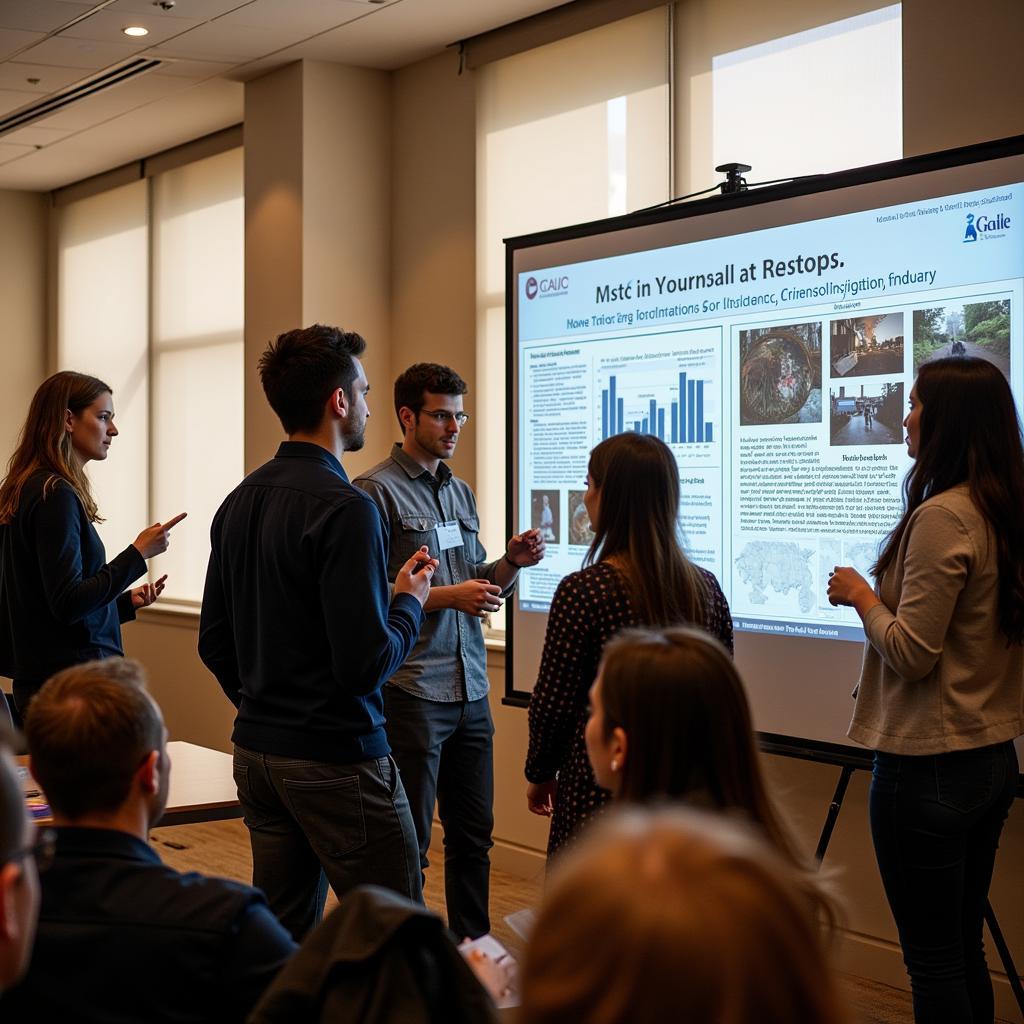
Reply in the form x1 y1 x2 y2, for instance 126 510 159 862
502 131 1024 767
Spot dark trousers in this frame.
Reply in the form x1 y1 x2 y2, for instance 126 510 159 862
233 745 422 941
870 741 1018 1024
384 687 495 939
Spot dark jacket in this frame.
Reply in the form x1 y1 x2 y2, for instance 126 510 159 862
248 885 497 1024
199 442 423 763
0 827 296 1023
0 470 145 707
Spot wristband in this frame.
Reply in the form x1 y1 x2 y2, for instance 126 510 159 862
502 553 520 570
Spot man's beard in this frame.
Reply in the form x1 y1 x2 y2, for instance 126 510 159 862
343 422 366 452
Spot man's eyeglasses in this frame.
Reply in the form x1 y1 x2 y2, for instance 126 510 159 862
8 827 56 874
420 410 470 426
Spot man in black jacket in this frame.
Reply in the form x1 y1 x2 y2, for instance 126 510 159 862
199 324 436 939
1 658 297 1023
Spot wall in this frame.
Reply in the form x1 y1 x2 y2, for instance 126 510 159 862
0 190 48 456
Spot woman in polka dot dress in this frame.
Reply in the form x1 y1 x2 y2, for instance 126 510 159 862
524 433 733 858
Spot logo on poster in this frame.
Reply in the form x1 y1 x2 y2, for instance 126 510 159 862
964 211 1011 242
525 275 569 299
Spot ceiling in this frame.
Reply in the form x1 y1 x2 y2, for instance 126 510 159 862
0 0 569 191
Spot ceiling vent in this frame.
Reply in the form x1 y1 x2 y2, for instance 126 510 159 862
0 58 165 140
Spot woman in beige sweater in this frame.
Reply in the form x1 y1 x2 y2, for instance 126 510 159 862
828 357 1024 1024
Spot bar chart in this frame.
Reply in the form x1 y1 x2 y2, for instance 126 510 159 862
600 369 715 444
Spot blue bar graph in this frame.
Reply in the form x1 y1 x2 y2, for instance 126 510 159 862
600 372 714 444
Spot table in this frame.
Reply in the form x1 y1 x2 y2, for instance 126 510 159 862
20 740 242 827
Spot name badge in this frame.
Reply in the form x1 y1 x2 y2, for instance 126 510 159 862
435 519 464 552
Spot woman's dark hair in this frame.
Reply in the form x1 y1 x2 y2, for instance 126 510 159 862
873 357 1024 644
585 433 707 626
597 627 805 869
0 370 111 524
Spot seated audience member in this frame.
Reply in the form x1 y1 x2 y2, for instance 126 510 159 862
519 807 847 1024
0 659 296 1023
0 725 42 996
586 626 808 868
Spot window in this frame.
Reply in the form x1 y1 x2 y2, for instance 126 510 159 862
476 9 672 627
57 147 244 604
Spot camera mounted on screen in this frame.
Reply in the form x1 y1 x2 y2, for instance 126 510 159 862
715 162 752 195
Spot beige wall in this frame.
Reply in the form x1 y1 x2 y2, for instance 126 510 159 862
0 190 48 457
390 51 478 486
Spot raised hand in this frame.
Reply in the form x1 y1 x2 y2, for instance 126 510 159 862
506 527 546 568
394 545 439 607
131 574 168 610
133 512 187 560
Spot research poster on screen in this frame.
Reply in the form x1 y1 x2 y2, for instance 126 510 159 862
516 182 1023 641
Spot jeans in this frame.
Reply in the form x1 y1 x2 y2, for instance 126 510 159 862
384 687 495 939
870 741 1018 1024
233 745 422 941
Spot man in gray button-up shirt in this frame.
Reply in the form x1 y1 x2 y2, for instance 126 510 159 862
355 364 544 938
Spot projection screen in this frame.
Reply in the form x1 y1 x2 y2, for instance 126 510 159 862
505 134 1024 757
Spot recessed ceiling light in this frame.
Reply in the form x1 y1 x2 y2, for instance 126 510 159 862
123 26 149 37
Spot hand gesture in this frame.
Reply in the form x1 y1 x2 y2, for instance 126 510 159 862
826 565 872 607
526 779 557 817
133 513 187 560
506 527 545 568
394 546 438 607
131 575 167 610
450 580 503 618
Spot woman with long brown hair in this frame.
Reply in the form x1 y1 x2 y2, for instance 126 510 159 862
0 371 185 712
584 626 806 869
524 432 732 856
828 357 1024 1023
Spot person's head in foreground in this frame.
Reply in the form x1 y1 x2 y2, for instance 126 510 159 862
0 724 42 992
24 658 169 832
585 626 804 866
519 806 847 1024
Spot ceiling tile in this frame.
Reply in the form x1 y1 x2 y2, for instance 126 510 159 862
0 123 74 146
214 0 367 35
111 0 255 18
0 62 93 94
0 86 39 115
0 26 45 60
143 55 237 78
150 19 310 61
33 70 193 129
0 140 33 165
18 33 148 69
58 8 204 45
0 76 242 190
0 0 93 33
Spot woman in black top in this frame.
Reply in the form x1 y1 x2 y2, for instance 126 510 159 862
524 433 732 856
0 371 185 712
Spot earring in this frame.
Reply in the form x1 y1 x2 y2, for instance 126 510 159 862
610 759 619 772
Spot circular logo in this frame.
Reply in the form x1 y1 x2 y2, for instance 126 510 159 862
525 277 538 300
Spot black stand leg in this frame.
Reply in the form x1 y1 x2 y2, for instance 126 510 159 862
984 901 1024 1017
815 764 854 864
